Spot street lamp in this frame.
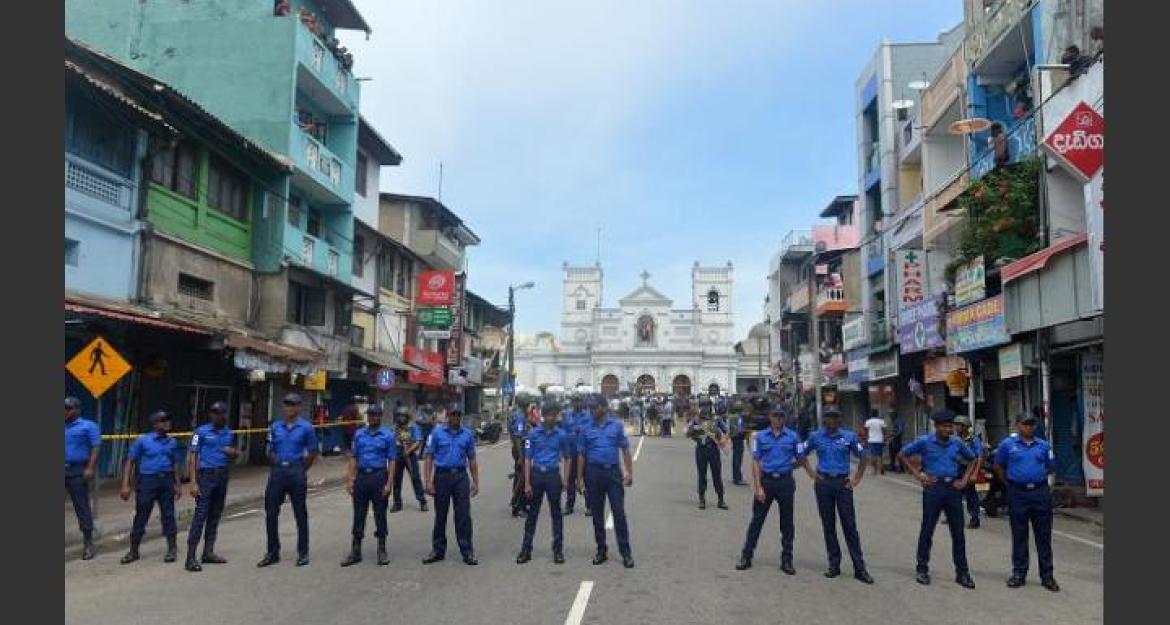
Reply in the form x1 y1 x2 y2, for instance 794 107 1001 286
506 281 535 409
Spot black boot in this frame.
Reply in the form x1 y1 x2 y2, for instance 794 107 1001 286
81 532 96 561
516 549 532 564
120 538 140 565
780 556 796 575
735 555 752 571
716 497 729 510
164 536 178 563
340 538 362 567
698 496 707 510
201 541 227 564
377 538 389 566
185 546 203 572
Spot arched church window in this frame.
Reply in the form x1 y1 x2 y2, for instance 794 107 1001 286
576 300 586 310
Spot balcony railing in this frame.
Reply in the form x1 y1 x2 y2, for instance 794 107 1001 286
970 114 1038 181
965 0 1037 69
779 230 813 260
815 286 847 314
294 18 359 111
291 123 351 203
865 236 885 276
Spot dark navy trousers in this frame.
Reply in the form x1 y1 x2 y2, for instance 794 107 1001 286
741 472 795 560
916 481 969 574
264 465 309 555
1008 483 1054 578
187 467 229 549
431 469 473 557
563 453 579 510
695 444 724 498
392 453 426 506
352 468 389 539
814 476 866 572
65 463 94 536
130 473 177 541
731 436 746 483
522 467 564 552
585 464 631 558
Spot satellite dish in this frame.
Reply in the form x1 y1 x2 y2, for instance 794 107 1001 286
891 99 915 110
909 80 930 91
949 118 992 135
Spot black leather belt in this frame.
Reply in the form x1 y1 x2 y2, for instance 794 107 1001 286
588 463 617 469
359 467 387 474
275 460 304 468
138 472 173 478
765 471 793 479
199 467 229 474
1010 480 1046 490
818 473 849 479
534 465 559 473
436 466 466 474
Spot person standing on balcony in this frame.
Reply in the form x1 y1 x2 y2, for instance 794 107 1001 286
990 123 1009 169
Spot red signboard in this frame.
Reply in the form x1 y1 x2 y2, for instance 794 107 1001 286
417 270 456 306
405 345 445 387
446 273 467 366
1043 101 1104 181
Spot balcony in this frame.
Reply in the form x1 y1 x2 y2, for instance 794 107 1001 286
295 232 348 280
922 48 966 130
786 281 810 314
815 285 847 316
412 228 465 271
970 114 1038 181
886 195 925 251
965 0 1036 70
864 141 882 190
779 230 813 262
923 171 969 249
899 115 922 164
290 123 352 206
294 17 359 113
865 237 885 276
812 224 860 252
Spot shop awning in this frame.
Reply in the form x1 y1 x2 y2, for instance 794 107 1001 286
1001 234 1088 284
65 299 213 335
225 333 324 375
349 346 427 373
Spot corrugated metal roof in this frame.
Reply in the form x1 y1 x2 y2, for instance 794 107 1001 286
65 301 213 335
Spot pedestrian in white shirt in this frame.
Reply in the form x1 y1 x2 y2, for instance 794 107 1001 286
863 411 887 475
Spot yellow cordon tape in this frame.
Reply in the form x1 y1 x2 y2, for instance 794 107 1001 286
99 420 368 441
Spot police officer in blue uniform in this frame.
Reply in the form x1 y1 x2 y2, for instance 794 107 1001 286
799 407 873 583
686 402 729 510
736 405 803 574
517 399 572 564
65 396 101 560
120 410 182 564
899 409 978 588
508 403 531 517
729 400 748 486
574 398 597 516
954 416 986 529
576 394 635 568
390 406 428 513
341 405 397 567
560 396 585 515
184 401 237 572
994 412 1060 591
258 393 319 567
422 404 481 565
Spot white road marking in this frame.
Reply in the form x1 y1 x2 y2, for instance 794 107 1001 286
878 475 1104 549
563 581 594 625
226 509 259 519
633 435 646 462
605 512 614 530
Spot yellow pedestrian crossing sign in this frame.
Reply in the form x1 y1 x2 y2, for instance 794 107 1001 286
66 337 132 398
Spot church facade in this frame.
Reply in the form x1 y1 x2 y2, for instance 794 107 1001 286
514 262 737 397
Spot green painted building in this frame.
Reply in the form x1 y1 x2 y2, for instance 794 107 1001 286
65 0 370 282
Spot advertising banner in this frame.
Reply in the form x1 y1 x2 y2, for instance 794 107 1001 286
897 293 945 354
998 343 1025 379
417 270 456 306
405 346 444 387
1043 101 1104 182
868 350 899 381
924 355 966 384
417 306 454 329
1084 168 1104 312
842 315 868 352
954 256 986 307
1081 353 1104 496
846 348 869 384
446 274 467 366
896 250 926 312
946 295 1010 354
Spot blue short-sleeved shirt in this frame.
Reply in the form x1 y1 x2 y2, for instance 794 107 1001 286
525 426 570 469
577 417 629 466
65 417 101 464
802 427 865 475
351 426 398 470
190 424 235 469
994 435 1055 484
129 432 180 475
751 427 802 474
509 412 528 438
960 434 986 465
558 414 581 452
901 434 976 479
268 418 318 464
425 424 477 469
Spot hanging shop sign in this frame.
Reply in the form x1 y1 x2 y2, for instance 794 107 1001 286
303 369 327 391
446 273 467 367
896 250 926 312
897 292 945 354
1043 101 1104 182
953 256 986 307
421 329 452 340
405 345 445 387
924 355 967 384
846 348 870 384
1081 353 1104 496
945 368 969 397
842 315 868 351
997 343 1033 379
417 270 456 306
946 295 1010 354
417 306 454 329
1084 168 1104 313
868 350 899 381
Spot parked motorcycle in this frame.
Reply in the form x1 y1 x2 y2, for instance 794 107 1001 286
475 412 502 444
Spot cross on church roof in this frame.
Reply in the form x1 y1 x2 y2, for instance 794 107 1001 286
640 270 650 286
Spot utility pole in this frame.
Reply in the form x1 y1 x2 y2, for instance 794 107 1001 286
807 253 822 427
507 285 515 409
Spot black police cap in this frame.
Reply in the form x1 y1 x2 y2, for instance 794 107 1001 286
366 405 385 416
930 409 957 424
282 393 304 405
446 403 463 416
209 401 228 414
768 404 789 418
822 407 842 419
394 405 410 416
65 396 82 409
541 400 562 415
148 410 171 424
1017 412 1039 425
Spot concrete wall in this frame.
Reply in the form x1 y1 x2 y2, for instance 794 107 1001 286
141 232 253 325
353 147 381 228
378 200 410 246
64 156 142 302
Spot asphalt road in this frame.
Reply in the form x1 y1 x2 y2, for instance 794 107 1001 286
65 434 1103 625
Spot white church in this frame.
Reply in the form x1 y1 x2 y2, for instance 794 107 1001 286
514 261 738 397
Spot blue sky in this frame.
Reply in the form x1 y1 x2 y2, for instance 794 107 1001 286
341 0 963 341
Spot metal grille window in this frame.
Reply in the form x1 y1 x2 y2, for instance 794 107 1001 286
379 251 395 291
178 273 214 301
65 160 122 206
207 154 250 223
334 297 352 337
65 90 135 177
302 236 315 265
